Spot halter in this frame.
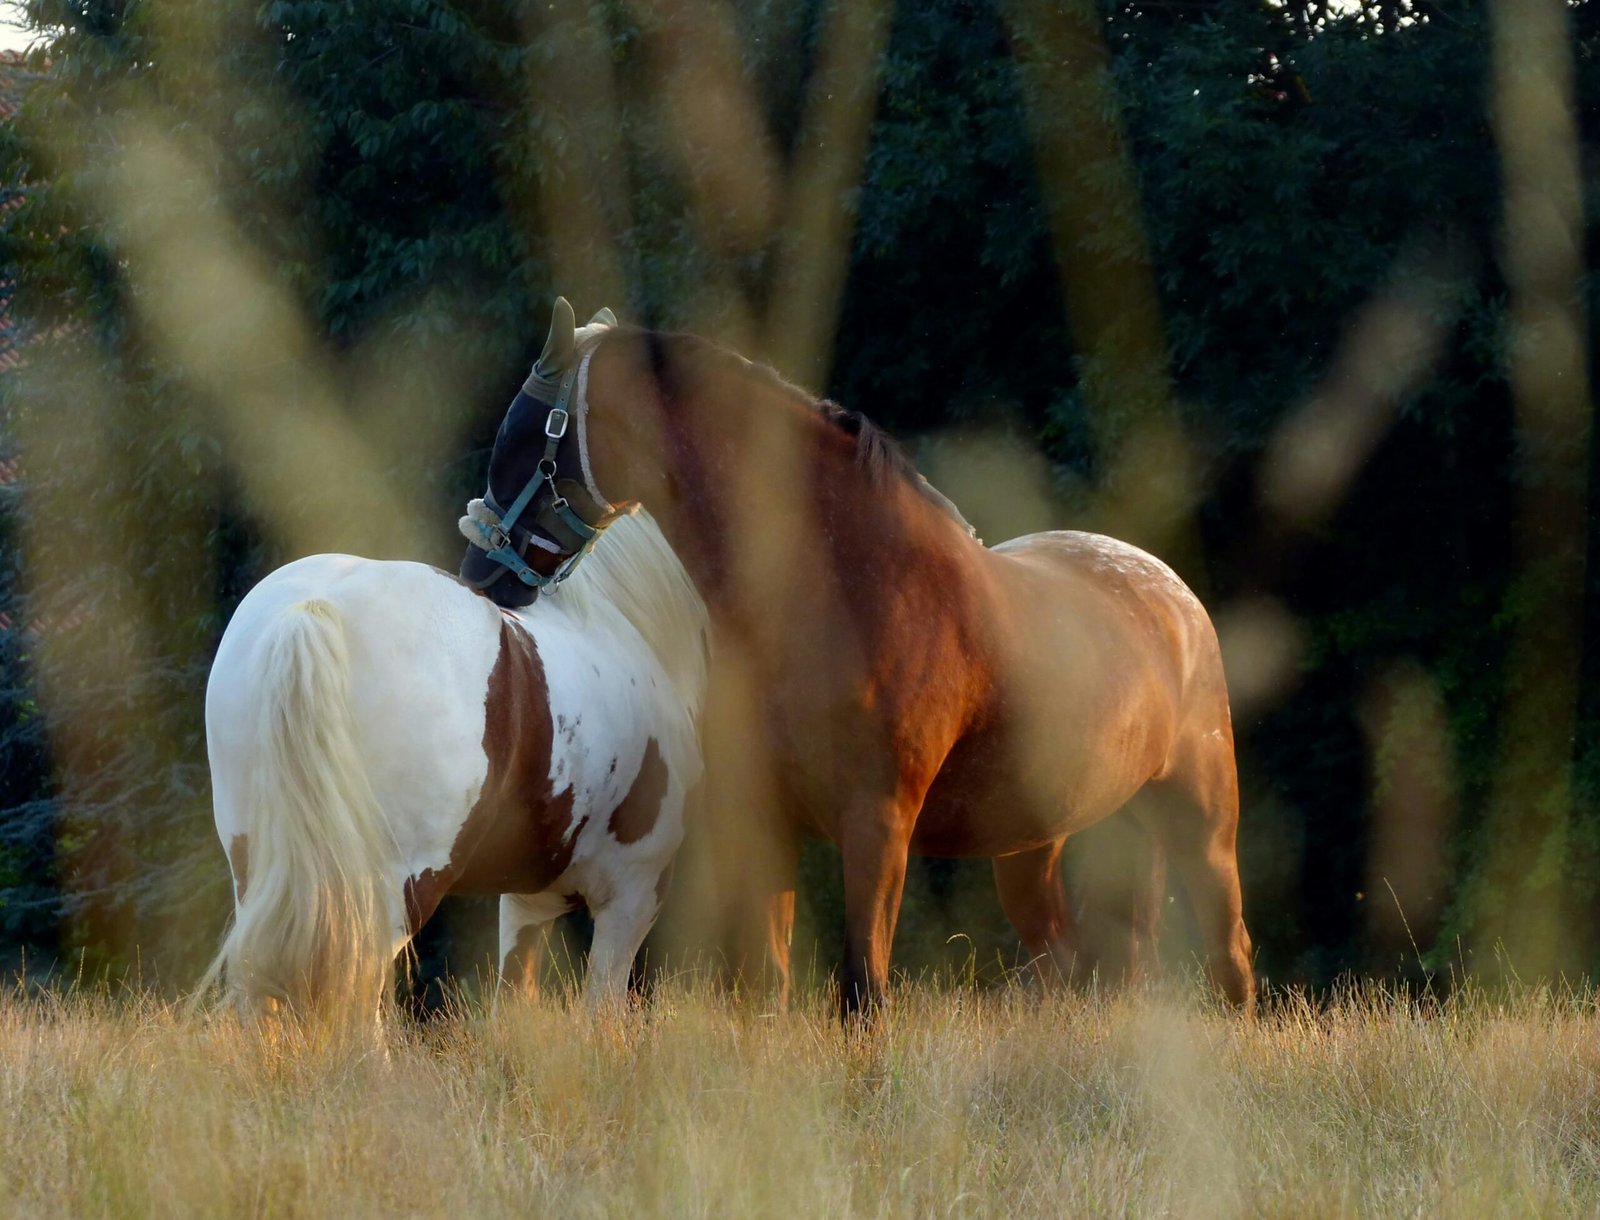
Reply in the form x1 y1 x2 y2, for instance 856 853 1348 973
460 340 623 596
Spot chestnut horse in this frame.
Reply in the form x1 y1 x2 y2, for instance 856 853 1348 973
201 508 706 1023
462 301 1253 1017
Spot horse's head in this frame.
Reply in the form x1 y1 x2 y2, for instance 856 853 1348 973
458 298 639 608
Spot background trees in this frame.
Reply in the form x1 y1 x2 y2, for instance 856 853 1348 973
1 0 1595 994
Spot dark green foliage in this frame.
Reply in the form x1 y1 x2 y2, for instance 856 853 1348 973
0 583 59 969
837 0 1076 442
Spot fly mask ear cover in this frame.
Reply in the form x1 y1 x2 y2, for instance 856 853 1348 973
458 299 624 596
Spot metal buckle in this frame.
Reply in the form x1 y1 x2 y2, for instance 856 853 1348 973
545 407 569 439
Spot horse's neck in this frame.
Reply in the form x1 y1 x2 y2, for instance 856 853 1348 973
670 393 965 636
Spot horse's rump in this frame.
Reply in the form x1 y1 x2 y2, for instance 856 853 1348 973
908 529 1230 854
202 557 507 1018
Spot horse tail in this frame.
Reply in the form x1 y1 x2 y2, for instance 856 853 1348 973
198 598 397 1025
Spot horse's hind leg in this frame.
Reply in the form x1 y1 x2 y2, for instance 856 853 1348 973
761 886 797 1007
742 833 798 1009
1141 729 1255 1009
1073 810 1167 985
498 893 568 1002
1126 828 1168 980
586 882 664 1010
993 839 1084 984
714 817 799 1008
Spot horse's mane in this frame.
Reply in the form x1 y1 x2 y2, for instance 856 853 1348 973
639 330 978 540
557 507 708 728
814 398 921 490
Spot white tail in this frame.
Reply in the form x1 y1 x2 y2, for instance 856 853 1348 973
198 598 398 1024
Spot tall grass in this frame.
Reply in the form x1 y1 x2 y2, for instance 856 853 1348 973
0 979 1596 1217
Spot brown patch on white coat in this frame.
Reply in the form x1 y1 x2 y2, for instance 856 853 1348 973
401 620 582 931
404 616 687 1008
609 738 667 845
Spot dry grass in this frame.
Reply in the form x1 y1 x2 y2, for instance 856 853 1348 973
0 978 1597 1218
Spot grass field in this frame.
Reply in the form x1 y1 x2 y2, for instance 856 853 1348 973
1 978 1597 1218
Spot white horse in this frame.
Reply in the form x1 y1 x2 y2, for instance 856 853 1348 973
199 506 706 1023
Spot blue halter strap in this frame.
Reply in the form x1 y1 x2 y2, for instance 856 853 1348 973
468 359 610 593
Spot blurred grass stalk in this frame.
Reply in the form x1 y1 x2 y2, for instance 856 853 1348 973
1468 0 1593 976
590 0 894 971
1003 0 1198 568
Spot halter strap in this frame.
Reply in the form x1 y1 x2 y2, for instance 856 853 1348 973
463 344 616 594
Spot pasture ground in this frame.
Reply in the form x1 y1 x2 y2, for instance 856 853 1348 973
0 978 1596 1218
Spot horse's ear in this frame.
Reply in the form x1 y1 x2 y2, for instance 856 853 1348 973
535 297 578 376
588 307 618 328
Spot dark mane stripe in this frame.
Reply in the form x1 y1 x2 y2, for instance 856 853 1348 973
816 399 921 494
633 328 975 536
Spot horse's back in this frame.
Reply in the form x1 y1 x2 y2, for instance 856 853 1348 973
987 530 1220 688
209 554 504 759
211 554 501 684
992 530 1206 620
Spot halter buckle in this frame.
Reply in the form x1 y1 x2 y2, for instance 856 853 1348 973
544 407 569 439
